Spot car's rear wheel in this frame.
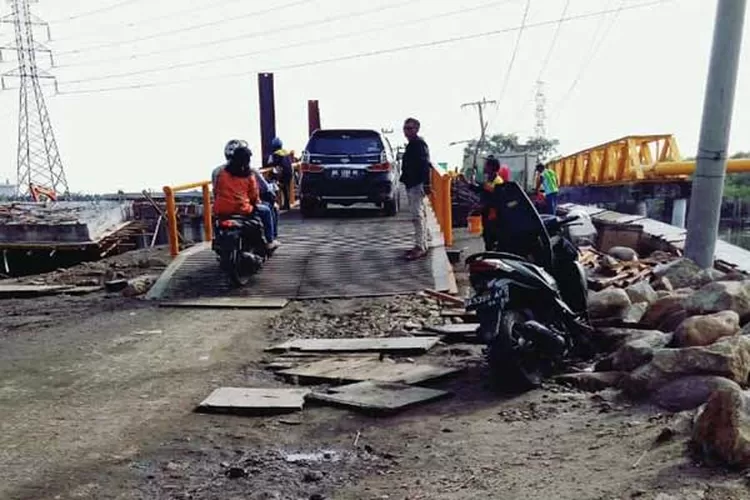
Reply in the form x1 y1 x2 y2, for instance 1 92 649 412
300 198 317 217
383 198 398 217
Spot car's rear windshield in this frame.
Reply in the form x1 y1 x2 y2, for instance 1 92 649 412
307 130 384 156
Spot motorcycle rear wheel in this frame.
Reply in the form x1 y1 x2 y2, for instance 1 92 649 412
487 310 544 393
220 247 253 288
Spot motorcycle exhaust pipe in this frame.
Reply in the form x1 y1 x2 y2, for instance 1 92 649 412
518 320 566 356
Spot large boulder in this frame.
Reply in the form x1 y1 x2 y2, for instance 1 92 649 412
588 288 632 320
651 375 741 412
620 336 750 398
590 327 663 353
673 311 740 348
622 302 649 325
595 330 672 372
683 281 750 320
654 259 702 288
608 246 638 262
641 291 694 332
555 371 625 392
692 386 750 468
625 281 658 306
653 259 703 289
688 269 727 289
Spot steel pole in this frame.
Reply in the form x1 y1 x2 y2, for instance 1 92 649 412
684 0 747 268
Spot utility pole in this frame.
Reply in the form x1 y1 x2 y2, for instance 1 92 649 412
684 0 747 269
1 0 68 198
461 97 496 181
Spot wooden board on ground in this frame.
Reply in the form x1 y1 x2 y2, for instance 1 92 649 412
266 336 442 354
160 297 289 309
0 284 74 298
308 380 450 415
439 309 477 322
423 324 479 336
277 356 461 385
196 387 310 415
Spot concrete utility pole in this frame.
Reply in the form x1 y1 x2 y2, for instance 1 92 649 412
684 0 747 269
461 98 496 180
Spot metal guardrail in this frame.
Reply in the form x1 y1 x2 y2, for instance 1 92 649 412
429 166 453 247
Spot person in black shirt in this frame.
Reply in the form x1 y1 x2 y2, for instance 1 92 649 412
400 117 431 260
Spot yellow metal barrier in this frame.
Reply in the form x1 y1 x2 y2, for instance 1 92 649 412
429 167 453 247
163 180 213 258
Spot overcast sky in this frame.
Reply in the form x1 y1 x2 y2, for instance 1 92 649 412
0 0 745 193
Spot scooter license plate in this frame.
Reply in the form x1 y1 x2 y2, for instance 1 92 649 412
465 283 508 311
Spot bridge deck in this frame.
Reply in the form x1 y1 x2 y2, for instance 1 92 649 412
147 205 456 301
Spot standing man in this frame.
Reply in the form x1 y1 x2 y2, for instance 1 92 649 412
535 162 560 215
400 117 431 261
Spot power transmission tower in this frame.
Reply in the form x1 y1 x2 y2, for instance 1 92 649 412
534 80 547 141
1 0 68 198
461 97 496 179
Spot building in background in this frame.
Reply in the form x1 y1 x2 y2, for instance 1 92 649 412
0 179 17 198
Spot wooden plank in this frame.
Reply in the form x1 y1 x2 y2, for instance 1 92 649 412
0 284 75 298
308 380 451 415
196 387 310 415
266 336 441 354
424 289 464 306
159 297 289 309
423 324 479 336
277 356 461 385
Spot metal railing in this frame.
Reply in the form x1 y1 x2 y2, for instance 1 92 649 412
163 181 213 258
429 166 453 247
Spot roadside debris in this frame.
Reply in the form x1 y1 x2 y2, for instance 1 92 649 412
197 387 311 415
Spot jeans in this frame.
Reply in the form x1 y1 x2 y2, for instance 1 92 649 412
254 203 276 242
406 184 429 252
545 192 558 215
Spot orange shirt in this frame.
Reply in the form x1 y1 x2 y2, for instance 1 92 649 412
213 168 259 216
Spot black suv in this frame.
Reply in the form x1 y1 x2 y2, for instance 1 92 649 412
298 129 401 217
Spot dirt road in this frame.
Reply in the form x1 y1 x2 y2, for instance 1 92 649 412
0 293 747 500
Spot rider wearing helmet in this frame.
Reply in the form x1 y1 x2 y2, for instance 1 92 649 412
212 140 278 251
266 137 294 211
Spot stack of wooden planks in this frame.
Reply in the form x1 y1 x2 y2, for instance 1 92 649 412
579 246 676 291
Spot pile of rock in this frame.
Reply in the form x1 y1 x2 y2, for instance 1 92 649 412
578 251 750 467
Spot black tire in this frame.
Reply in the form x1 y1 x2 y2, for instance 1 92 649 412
383 198 398 217
300 199 317 218
486 310 544 393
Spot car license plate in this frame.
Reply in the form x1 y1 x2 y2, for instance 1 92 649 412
341 169 351 178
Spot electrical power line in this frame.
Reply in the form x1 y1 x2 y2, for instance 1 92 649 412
54 0 442 70
537 0 571 81
47 0 146 24
56 0 671 96
57 0 520 83
484 0 531 133
551 0 626 120
55 0 318 56
50 0 248 43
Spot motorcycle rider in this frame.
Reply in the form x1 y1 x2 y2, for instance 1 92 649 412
212 140 279 251
266 137 294 211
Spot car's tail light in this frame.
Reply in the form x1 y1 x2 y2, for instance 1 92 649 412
301 163 324 173
367 162 392 172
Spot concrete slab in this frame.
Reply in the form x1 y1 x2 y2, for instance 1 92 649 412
196 387 310 415
308 380 450 414
266 336 442 354
277 356 460 385
0 201 130 243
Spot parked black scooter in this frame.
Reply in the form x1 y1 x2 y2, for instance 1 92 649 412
464 181 592 392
